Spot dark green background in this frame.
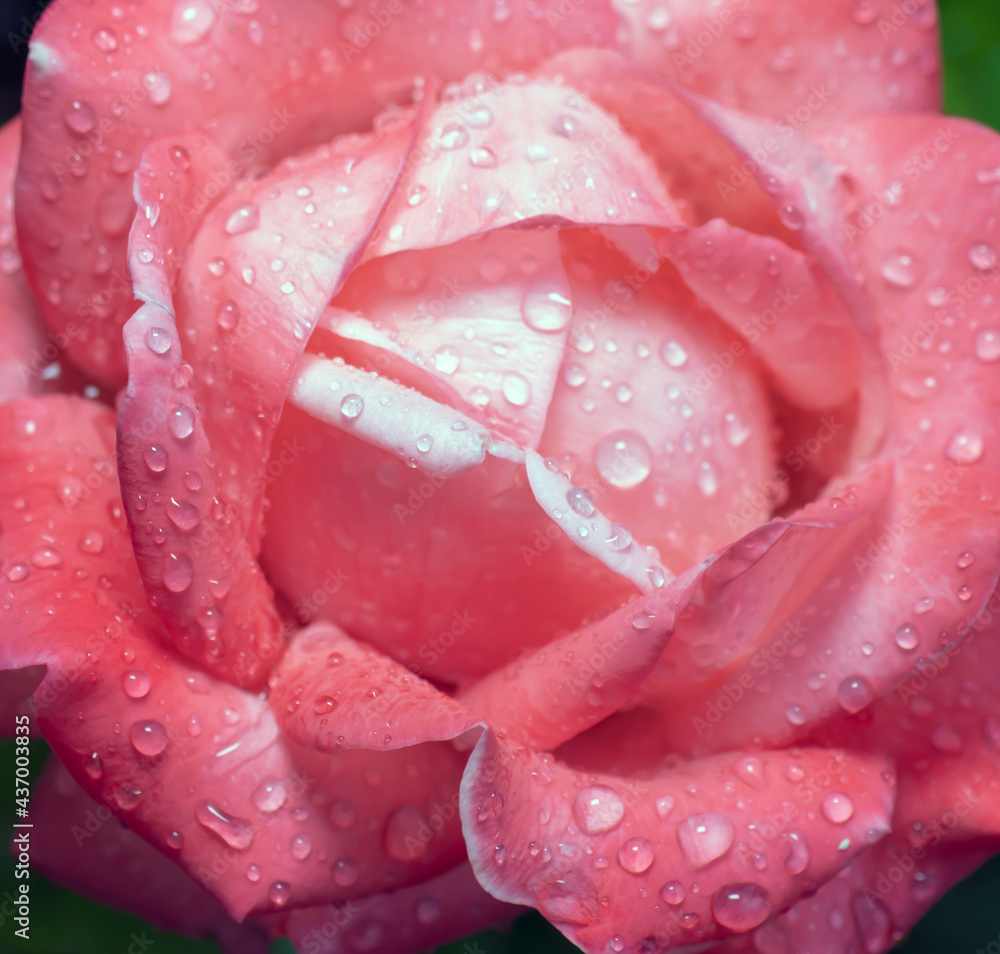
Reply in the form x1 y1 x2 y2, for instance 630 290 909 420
2 0 1000 951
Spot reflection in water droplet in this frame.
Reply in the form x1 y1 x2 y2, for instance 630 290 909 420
712 882 772 932
821 792 855 824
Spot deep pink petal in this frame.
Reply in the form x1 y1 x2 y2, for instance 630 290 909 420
461 732 894 952
270 621 479 752
265 862 522 954
614 0 940 120
15 0 617 385
27 757 268 954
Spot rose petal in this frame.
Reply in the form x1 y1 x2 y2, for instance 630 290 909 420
265 862 523 954
28 757 268 954
461 733 894 952
613 0 940 120
16 0 617 384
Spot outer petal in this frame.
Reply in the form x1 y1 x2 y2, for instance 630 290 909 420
461 732 894 952
16 0 617 384
265 862 522 954
613 0 940 120
0 396 470 919
0 118 63 404
27 757 268 954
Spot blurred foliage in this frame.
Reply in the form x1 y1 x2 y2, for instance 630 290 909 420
3 0 1000 952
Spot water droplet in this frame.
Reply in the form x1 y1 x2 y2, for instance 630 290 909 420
563 363 587 387
785 704 807 726
414 897 443 925
606 523 633 552
145 327 172 354
196 801 254 850
566 486 595 517
957 551 976 569
779 204 806 230
329 799 356 829
501 371 532 407
268 882 290 906
551 115 578 139
931 725 963 753
170 1 217 44
384 805 432 861
594 430 652 488
85 752 103 779
617 837 654 874
246 864 261 882
415 434 434 454
162 552 193 593
469 146 498 168
659 338 688 368
166 498 201 531
31 547 62 569
969 243 998 272
252 779 288 814
5 563 29 582
782 831 809 874
852 893 893 953
79 530 105 554
332 856 359 886
880 249 920 288
946 428 984 464
677 812 734 868
821 792 854 824
130 719 168 756
732 755 765 788
166 830 184 849
225 204 260 236
438 124 469 150
974 328 1000 362
340 394 365 419
660 879 685 905
91 27 119 52
63 100 97 134
712 882 772 932
522 278 572 332
167 405 196 440
143 72 173 106
291 834 312 860
894 623 919 651
837 675 874 713
122 670 151 699
697 461 719 497
573 785 625 834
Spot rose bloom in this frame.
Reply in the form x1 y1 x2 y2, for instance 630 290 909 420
2 0 1000 952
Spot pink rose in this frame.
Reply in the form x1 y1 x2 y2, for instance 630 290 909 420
2 1 998 952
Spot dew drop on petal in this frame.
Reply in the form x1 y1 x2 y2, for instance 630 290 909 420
617 837 655 874
122 670 151 699
894 623 919 651
225 204 261 236
659 338 688 368
145 327 172 354
572 785 625 834
782 831 809 874
522 278 572 332
660 880 685 905
594 430 652 488
268 882 290 906
252 778 288 814
821 792 854 824
340 394 365 419
712 882 772 932
880 249 920 288
969 242 998 272
196 801 255 850
946 428 984 464
332 856 359 886
677 812 734 868
130 719 168 756
291 834 312 860
162 552 193 593
974 328 1000 362
168 405 196 439
501 371 532 407
836 675 874 713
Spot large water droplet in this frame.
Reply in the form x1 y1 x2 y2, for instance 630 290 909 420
168 405 195 439
677 812 734 868
143 444 169 472
122 669 151 699
712 882 772 932
566 486 595 517
593 430 652 488
969 242 998 272
501 371 532 407
85 752 103 779
145 327 172 354
143 72 173 106
880 250 920 288
659 338 688 368
340 394 365 419
384 805 432 861
63 99 97 134
268 882 290 906
162 552 193 593
660 880 685 905
329 799 356 829
894 623 919 651
196 801 255 850
332 856 359 886
851 893 893 953
469 146 498 168
522 278 572 332
225 204 261 236
946 428 984 464
433 346 461 375
974 328 1000 362
167 498 201 531
130 720 168 756
438 124 469 150
617 837 655 874
290 834 312 860
782 831 809 874
837 675 874 713
170 1 217 44
252 779 288 813
572 785 625 834
732 755 765 788
821 792 854 824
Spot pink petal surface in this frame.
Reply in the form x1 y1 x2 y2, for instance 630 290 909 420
26 756 268 953
265 862 523 954
0 396 476 919
0 119 62 404
614 0 940 121
15 0 617 385
461 732 894 953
